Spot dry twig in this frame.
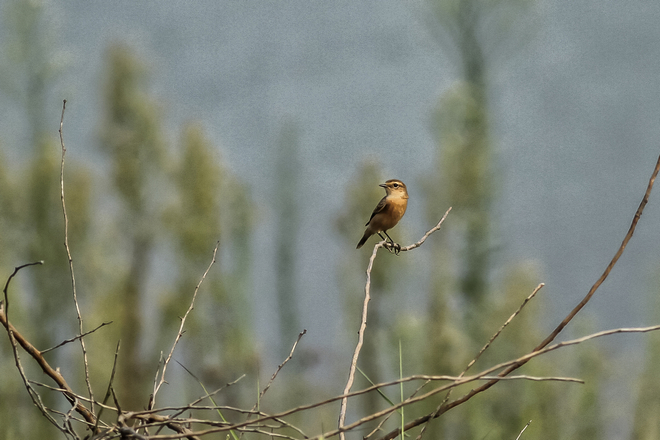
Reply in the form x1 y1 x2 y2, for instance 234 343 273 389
254 329 307 409
515 420 531 440
151 241 220 409
2 261 100 434
59 99 96 412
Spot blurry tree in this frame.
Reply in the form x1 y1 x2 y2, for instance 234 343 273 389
274 120 301 357
98 43 166 410
163 122 258 407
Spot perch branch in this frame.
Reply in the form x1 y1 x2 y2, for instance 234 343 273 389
339 208 452 439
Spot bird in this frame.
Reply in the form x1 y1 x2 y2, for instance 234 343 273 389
356 179 408 252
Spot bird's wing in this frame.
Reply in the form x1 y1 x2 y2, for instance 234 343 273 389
366 196 388 226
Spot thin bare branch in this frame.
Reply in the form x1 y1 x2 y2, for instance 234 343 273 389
399 207 452 252
0 299 98 429
515 420 532 440
338 241 377 438
255 329 307 408
416 283 544 439
59 99 95 410
151 241 220 409
42 321 113 354
95 340 121 433
73 321 652 440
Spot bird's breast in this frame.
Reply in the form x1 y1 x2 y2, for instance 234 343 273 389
371 198 407 231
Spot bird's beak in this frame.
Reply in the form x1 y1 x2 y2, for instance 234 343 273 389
379 183 387 188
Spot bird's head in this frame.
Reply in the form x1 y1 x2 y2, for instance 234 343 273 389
380 179 408 198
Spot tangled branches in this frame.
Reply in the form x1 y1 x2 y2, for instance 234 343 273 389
2 102 660 439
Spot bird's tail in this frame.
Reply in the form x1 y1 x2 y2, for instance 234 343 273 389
356 231 372 249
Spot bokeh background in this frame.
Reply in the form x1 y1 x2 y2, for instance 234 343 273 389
1 0 660 439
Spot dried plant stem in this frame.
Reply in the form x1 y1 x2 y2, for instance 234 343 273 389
2 262 97 430
338 242 378 439
124 322 660 440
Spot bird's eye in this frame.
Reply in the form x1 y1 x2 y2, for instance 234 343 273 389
393 183 399 188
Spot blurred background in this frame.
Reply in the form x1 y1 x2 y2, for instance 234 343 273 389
1 0 660 439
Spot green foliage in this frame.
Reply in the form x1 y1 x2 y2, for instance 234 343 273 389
100 44 165 215
169 123 222 261
274 120 301 357
162 121 258 407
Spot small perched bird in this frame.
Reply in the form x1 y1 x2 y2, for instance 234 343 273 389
356 179 408 252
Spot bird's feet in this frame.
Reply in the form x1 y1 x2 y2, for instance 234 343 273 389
385 241 402 255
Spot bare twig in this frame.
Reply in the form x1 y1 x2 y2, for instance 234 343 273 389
378 154 660 440
2 261 44 314
399 207 452 253
467 283 545 373
180 371 246 410
2 262 64 431
338 208 451 439
515 420 531 440
59 99 95 411
151 241 220 409
0 296 98 429
338 242 377 437
323 326 660 440
42 321 113 354
70 321 653 440
255 329 307 409
95 340 121 434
